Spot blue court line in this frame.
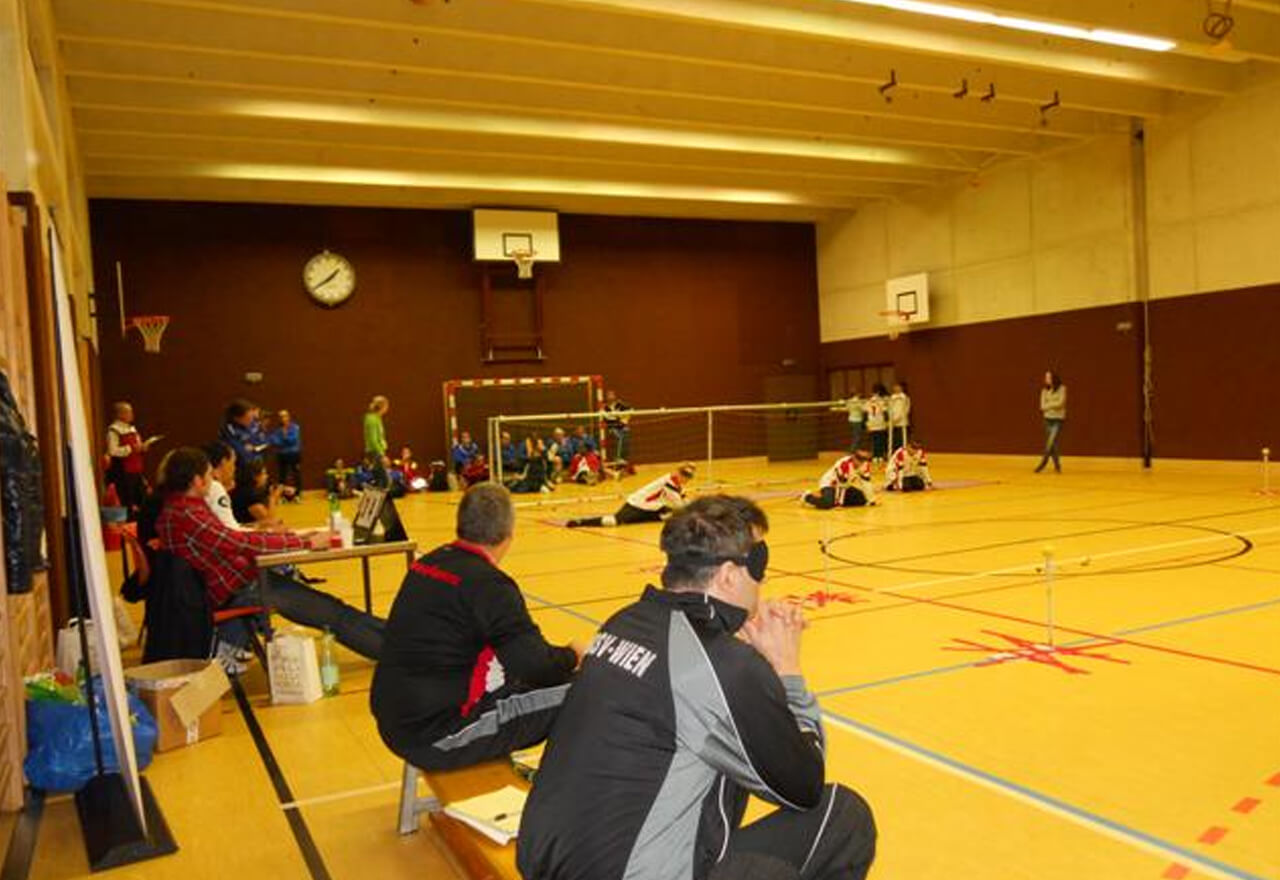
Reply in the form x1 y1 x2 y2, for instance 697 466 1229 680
522 588 1274 878
817 594 1280 698
524 591 606 627
820 708 1271 880
1113 596 1280 636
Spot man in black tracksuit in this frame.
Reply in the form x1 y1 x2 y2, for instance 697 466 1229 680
519 495 876 880
370 484 581 771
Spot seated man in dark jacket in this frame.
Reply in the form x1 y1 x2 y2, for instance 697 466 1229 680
370 483 583 771
519 496 877 880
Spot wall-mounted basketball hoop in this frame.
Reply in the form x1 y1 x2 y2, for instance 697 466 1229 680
878 310 913 341
510 249 537 280
130 315 170 354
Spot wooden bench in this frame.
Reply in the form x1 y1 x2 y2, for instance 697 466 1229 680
398 761 528 880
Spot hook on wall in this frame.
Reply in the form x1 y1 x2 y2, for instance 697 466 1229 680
953 78 969 99
878 69 898 103
980 83 996 103
1039 90 1061 125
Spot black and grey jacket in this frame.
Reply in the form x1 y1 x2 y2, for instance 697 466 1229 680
518 586 826 880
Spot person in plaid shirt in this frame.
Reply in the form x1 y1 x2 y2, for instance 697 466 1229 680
155 447 386 660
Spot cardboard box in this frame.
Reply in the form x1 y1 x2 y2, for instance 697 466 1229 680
126 659 230 752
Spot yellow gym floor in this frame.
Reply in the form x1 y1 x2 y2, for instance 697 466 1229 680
25 454 1280 879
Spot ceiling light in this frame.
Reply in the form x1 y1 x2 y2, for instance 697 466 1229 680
836 0 1176 52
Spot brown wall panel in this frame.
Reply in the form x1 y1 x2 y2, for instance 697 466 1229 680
1148 283 1280 460
822 288 1280 461
92 201 820 485
821 303 1146 458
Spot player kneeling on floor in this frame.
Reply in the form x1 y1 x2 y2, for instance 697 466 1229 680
565 463 695 527
885 439 933 492
804 450 876 509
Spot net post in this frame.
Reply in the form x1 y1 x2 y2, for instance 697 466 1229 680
488 416 501 485
1263 447 1272 496
706 410 714 485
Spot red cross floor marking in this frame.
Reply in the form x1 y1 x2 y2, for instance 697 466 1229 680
1197 826 1229 845
1160 864 1190 879
1266 772 1280 787
784 589 867 609
1232 797 1261 815
943 630 1131 675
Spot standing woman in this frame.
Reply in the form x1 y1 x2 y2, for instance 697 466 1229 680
1036 371 1067 473
270 409 303 495
866 384 889 464
364 395 390 484
888 381 911 454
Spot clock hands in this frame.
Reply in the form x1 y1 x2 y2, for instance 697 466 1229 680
313 267 341 290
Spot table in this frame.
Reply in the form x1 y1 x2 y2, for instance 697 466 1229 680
255 540 418 614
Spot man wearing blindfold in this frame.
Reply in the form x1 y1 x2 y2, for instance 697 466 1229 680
519 495 877 880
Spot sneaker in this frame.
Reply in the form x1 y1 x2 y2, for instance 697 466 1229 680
214 640 252 675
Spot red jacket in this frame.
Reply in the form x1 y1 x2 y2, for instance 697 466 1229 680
155 494 305 605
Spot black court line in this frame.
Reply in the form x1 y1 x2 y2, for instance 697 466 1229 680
0 790 44 880
812 503 1274 579
231 678 333 880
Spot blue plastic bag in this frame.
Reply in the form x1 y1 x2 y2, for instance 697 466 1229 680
23 677 157 792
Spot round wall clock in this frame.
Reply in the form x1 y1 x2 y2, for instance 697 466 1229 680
303 250 356 307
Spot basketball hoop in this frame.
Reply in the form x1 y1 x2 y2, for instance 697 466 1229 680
130 315 170 353
878 310 912 341
511 249 536 280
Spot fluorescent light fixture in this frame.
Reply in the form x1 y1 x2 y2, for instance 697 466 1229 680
837 0 1175 52
200 162 807 206
230 100 923 168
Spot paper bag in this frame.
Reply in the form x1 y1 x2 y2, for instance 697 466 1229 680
267 631 323 705
55 618 101 677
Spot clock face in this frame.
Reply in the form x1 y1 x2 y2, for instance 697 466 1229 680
303 250 356 307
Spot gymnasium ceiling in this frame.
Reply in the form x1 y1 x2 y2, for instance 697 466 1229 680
48 0 1280 221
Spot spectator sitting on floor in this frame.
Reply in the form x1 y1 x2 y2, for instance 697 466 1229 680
326 458 355 498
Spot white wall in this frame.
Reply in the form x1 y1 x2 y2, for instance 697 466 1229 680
819 75 1280 343
1147 77 1280 299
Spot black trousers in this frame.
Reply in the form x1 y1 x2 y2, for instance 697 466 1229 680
568 503 663 527
404 683 570 772
804 487 868 510
219 571 386 660
710 784 876 880
277 452 302 490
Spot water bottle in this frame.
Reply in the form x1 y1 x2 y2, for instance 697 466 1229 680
319 628 340 696
327 492 340 531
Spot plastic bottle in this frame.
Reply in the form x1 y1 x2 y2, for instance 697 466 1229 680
319 628 340 696
327 492 340 530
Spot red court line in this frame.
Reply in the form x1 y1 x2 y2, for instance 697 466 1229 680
1231 797 1261 815
1198 826 1229 845
766 564 1280 678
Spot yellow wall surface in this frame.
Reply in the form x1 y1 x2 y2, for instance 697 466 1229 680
1146 76 1280 300
818 75 1280 343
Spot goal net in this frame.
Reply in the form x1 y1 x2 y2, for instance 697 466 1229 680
488 401 849 490
444 375 603 451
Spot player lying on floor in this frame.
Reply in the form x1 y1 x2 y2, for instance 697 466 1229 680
803 450 877 509
885 439 933 492
566 463 695 527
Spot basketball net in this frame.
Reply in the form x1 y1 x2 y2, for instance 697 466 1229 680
880 310 910 341
511 249 536 280
130 315 170 353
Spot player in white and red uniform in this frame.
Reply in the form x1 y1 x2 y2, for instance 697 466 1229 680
803 450 876 509
885 440 933 492
566 463 695 527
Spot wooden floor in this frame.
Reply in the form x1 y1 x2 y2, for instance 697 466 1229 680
20 453 1280 880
